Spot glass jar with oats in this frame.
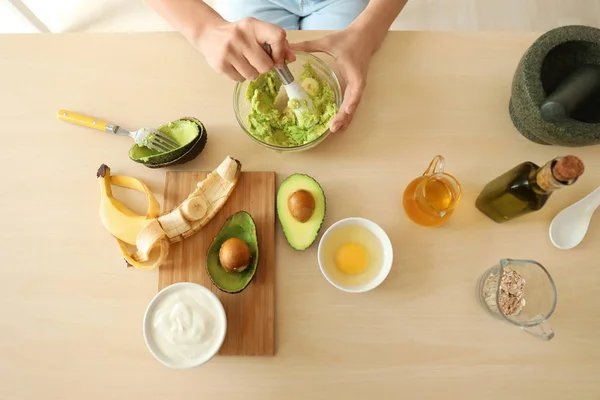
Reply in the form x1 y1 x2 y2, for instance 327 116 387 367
476 259 557 341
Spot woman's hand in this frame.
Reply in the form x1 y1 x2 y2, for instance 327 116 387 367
292 29 376 132
195 17 296 82
146 1 296 82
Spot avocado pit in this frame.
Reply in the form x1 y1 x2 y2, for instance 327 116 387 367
288 189 315 223
277 174 326 251
206 211 259 293
219 237 251 273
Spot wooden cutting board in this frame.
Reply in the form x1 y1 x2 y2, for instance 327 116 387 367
158 171 276 356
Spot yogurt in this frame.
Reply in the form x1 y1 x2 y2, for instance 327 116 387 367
143 282 227 369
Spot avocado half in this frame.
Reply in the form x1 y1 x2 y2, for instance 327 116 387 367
129 117 207 169
206 211 259 294
276 174 326 251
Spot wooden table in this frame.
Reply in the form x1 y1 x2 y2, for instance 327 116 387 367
1 31 599 400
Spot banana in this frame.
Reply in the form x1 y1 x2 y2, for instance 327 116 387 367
181 196 208 221
97 156 242 270
301 77 320 97
97 165 159 245
158 208 192 240
119 238 170 271
134 219 166 262
152 155 242 243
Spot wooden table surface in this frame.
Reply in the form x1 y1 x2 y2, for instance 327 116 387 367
1 31 599 400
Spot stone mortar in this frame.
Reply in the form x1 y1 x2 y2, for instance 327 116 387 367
509 25 600 147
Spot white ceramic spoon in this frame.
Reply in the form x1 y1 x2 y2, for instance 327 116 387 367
549 186 600 249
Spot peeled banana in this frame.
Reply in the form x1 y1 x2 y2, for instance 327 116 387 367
301 77 320 97
97 156 242 270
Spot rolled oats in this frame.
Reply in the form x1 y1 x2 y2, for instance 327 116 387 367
483 267 526 316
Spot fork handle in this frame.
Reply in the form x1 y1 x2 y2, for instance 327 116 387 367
57 110 109 132
263 44 294 85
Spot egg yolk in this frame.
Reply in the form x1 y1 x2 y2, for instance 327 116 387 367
334 242 368 275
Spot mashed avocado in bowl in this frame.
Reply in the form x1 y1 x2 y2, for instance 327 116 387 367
234 52 342 152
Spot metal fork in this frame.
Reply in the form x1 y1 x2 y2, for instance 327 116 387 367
57 110 179 152
263 44 317 128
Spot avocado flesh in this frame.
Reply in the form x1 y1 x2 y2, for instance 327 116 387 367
206 211 259 294
277 174 326 251
143 125 207 169
129 119 200 165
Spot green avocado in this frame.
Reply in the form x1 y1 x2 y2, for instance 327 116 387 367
129 117 207 168
277 174 326 251
206 211 259 294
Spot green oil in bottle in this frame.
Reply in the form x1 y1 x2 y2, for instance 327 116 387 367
476 156 584 223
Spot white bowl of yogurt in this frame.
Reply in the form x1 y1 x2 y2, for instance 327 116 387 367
143 282 227 369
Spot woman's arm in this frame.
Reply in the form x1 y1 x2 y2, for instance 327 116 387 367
145 0 222 44
145 0 295 81
350 0 409 53
292 0 408 132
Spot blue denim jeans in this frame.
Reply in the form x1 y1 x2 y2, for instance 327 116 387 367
218 0 369 30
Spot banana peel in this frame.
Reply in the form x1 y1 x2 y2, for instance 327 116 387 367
96 156 242 270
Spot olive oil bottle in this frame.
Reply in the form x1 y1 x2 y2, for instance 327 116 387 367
476 156 585 223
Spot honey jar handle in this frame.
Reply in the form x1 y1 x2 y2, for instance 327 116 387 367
423 155 445 176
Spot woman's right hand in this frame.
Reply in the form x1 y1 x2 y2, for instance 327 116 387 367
194 17 296 82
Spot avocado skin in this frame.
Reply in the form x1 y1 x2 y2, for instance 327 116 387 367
129 117 207 169
206 211 259 294
276 173 326 251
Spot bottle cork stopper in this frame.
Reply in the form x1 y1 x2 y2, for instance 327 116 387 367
552 155 585 182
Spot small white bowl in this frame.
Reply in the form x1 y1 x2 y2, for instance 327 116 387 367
143 282 227 369
317 217 393 293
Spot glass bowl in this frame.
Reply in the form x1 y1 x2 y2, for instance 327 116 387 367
233 51 342 152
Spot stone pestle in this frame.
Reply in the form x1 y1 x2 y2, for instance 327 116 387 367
540 65 600 123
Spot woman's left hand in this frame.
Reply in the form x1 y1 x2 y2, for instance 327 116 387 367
291 29 376 133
